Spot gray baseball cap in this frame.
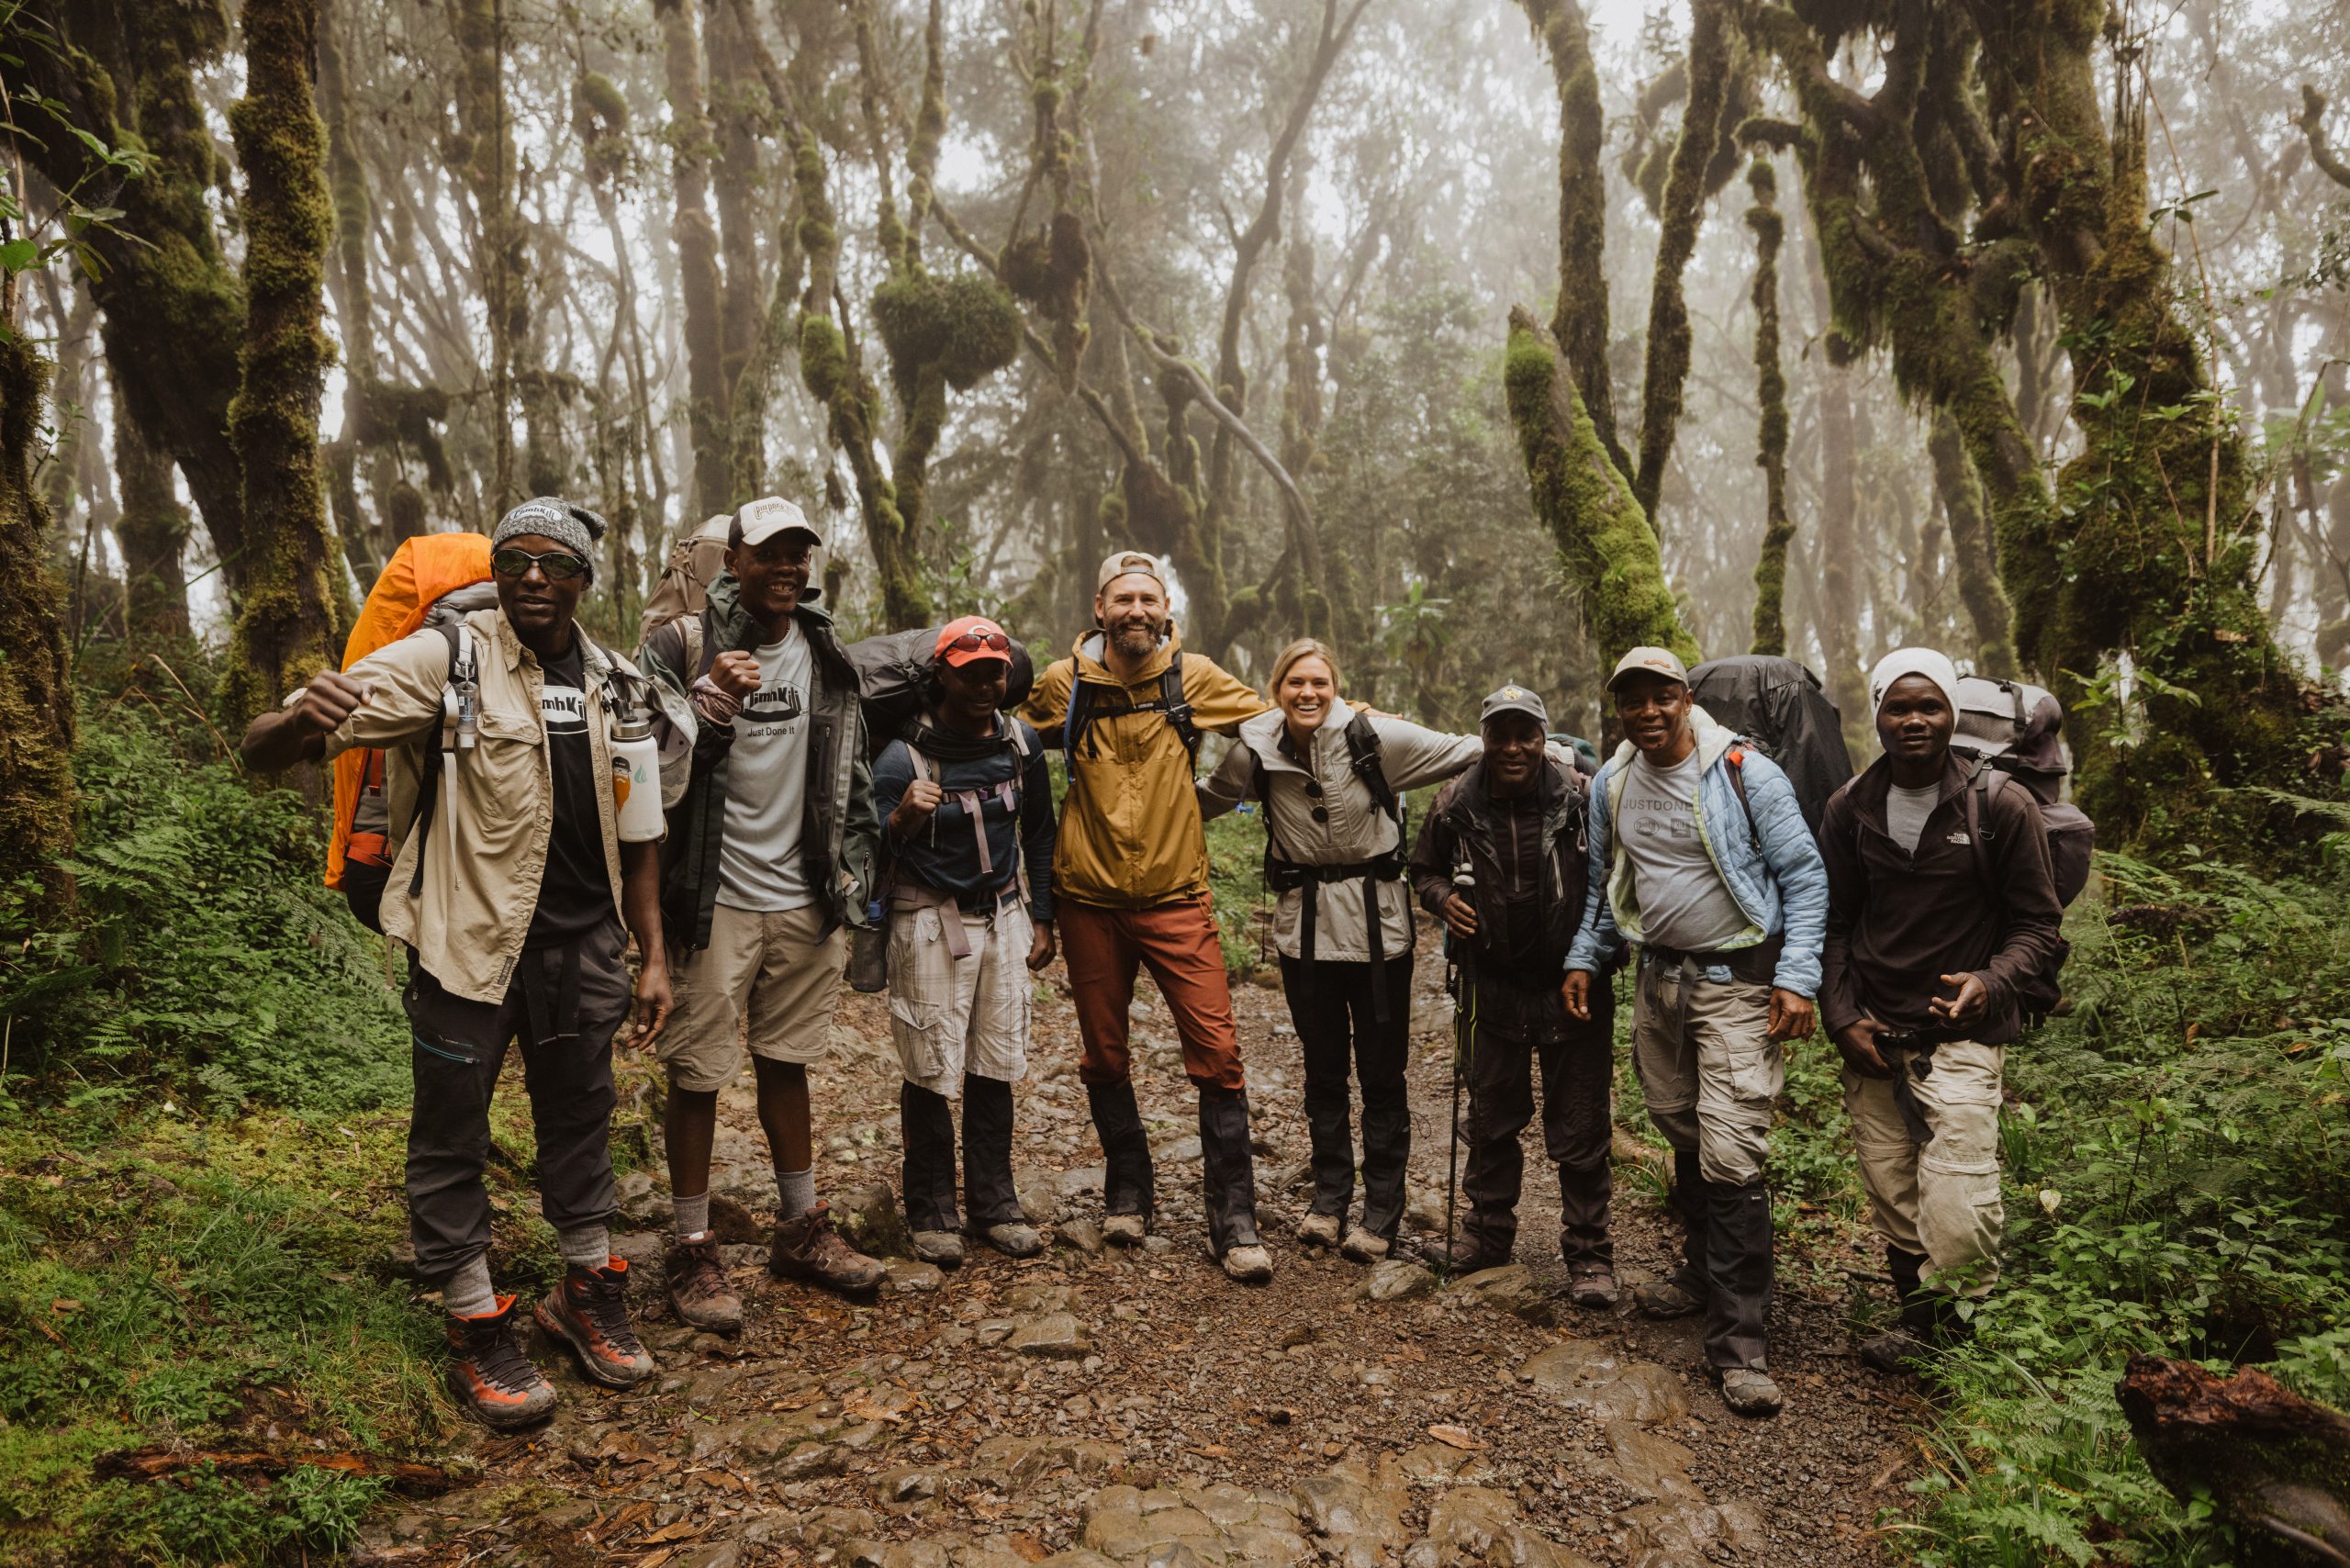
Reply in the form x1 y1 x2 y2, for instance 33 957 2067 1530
1479 683 1550 727
1605 645 1690 691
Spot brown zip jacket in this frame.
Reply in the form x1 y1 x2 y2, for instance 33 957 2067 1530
1021 629 1267 909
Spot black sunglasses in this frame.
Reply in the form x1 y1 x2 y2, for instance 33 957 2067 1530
492 547 589 581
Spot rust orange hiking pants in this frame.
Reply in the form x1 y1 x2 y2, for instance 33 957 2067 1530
1059 896 1246 1091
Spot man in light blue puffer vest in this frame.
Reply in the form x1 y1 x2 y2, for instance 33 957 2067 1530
1563 646 1828 1419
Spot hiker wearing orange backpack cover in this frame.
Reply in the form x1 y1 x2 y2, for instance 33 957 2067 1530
241 498 693 1431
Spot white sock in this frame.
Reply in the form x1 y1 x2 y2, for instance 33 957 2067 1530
672 1191 711 1239
443 1253 497 1318
559 1225 611 1272
777 1165 816 1217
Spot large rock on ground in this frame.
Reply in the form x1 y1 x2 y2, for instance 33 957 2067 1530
1420 1486 1597 1568
1454 1263 1559 1326
1520 1340 1690 1426
1357 1259 1437 1303
832 1182 914 1259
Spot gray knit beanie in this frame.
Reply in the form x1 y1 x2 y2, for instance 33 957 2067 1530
492 497 608 577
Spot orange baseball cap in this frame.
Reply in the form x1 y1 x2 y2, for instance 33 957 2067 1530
935 615 1013 667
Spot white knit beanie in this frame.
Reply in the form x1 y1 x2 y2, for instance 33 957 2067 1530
1868 646 1961 717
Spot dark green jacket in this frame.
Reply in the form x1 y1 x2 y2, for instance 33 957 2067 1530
638 576 878 951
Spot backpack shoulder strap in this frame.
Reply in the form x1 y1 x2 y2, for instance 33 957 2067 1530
1064 672 1095 757
1160 649 1200 759
1962 757 2007 909
1344 710 1400 826
408 621 473 899
1724 745 1762 850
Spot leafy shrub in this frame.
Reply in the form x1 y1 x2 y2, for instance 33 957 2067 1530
0 705 409 1114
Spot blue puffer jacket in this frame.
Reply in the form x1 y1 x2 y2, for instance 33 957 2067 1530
1564 705 1829 998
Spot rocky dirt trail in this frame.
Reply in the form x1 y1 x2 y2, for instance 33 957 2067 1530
360 936 1929 1567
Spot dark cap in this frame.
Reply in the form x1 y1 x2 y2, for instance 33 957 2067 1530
1479 683 1550 727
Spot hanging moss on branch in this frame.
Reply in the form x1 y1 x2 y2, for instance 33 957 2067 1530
1506 308 1699 667
220 0 342 737
1743 158 1796 656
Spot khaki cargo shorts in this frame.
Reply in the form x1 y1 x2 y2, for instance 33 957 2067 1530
886 901 1032 1094
659 902 845 1092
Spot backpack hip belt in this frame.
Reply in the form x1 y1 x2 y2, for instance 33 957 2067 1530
889 879 1019 959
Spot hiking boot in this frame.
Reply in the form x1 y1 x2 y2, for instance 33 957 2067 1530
1102 1213 1147 1247
1338 1226 1390 1264
980 1221 1045 1259
1859 1325 1935 1374
1718 1367 1784 1417
769 1202 887 1295
445 1296 557 1429
911 1229 968 1268
664 1235 743 1335
535 1260 657 1389
1634 1276 1705 1319
1567 1263 1621 1311
1430 1236 1510 1275
1296 1212 1343 1249
1221 1243 1274 1284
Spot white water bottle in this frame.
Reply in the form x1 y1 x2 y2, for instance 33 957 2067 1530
610 707 665 842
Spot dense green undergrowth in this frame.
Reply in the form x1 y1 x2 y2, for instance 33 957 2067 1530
0 704 602 1564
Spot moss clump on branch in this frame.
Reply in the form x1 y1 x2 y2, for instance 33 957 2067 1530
870 269 1023 398
1505 307 1699 666
0 336 74 903
798 314 847 403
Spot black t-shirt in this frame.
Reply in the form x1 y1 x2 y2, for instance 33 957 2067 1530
525 640 616 947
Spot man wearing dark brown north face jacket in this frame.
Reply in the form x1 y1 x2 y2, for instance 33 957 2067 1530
1819 647 2066 1375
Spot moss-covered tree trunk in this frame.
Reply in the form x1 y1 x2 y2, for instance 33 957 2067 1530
1630 0 1731 530
1744 158 1796 655
1518 0 1628 476
0 338 75 908
1929 406 2016 676
1505 309 1699 667
220 0 340 734
657 0 731 521
113 394 194 646
14 1 249 595
1961 0 2298 819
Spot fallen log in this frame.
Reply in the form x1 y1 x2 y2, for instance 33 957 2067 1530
95 1447 461 1497
2117 1354 2350 1563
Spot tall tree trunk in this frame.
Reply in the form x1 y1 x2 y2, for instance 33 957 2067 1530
1744 158 1796 655
113 391 194 646
0 336 74 909
660 0 730 520
452 0 527 509
220 0 340 734
1929 406 2015 676
1519 0 1628 477
13 1 249 597
1631 0 1731 530
1506 308 1699 666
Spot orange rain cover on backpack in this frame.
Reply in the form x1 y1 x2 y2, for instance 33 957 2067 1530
326 533 494 890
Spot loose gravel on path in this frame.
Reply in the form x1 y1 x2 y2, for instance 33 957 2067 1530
359 934 1928 1567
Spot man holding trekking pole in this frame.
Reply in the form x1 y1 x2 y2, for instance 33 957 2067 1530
1408 686 1617 1307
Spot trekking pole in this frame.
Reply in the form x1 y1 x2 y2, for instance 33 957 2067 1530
1440 865 1474 1282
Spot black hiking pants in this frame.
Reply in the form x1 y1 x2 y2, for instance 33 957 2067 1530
1281 951 1415 1240
1460 974 1615 1266
400 918 630 1282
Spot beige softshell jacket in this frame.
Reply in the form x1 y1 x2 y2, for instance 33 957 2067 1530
325 608 691 1002
1197 709 1483 961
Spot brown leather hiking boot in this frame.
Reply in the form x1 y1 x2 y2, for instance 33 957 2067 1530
1568 1263 1621 1310
444 1295 557 1429
534 1260 657 1388
664 1235 744 1335
768 1202 886 1295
